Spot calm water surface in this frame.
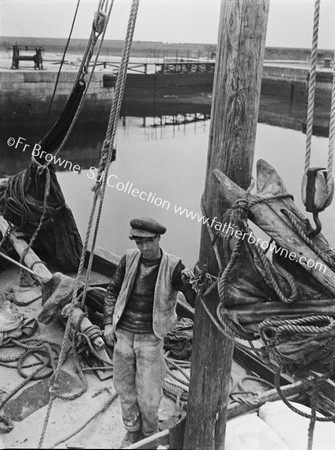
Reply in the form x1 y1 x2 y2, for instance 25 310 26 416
56 117 335 268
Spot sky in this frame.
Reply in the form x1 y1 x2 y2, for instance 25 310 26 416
0 0 334 49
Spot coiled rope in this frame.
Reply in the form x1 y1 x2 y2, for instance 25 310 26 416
0 337 60 432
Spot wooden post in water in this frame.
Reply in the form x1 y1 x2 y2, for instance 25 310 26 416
183 1 269 449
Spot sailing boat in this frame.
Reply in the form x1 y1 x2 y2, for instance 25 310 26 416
1 0 335 448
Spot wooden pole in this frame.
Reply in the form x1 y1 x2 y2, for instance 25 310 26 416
0 215 105 349
0 215 51 281
184 1 269 449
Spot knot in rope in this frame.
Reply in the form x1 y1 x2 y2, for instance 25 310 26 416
223 197 249 233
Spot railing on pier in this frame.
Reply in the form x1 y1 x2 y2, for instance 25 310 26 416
95 61 216 74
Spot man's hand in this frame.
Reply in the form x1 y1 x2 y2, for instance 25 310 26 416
104 324 116 346
181 267 195 282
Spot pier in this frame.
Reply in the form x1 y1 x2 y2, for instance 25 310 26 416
1 49 333 137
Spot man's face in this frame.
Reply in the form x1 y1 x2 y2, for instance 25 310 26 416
134 235 160 259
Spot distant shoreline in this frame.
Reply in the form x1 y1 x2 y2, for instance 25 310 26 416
1 36 334 62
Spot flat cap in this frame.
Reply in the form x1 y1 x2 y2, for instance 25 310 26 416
129 218 167 238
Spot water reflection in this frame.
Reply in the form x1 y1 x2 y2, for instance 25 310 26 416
1 113 211 176
1 113 334 267
60 118 334 267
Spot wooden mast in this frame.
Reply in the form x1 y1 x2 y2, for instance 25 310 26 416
183 1 270 449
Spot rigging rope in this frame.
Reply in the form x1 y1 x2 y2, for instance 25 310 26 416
304 0 321 173
79 0 140 307
327 54 335 195
40 0 113 171
37 1 140 447
18 167 50 285
302 0 334 237
46 0 81 121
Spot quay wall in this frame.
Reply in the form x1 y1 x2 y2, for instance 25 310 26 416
1 62 333 136
1 70 114 130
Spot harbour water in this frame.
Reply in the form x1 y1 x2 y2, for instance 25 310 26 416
48 116 335 268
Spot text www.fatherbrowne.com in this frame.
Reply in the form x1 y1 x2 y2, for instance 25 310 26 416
87 169 326 274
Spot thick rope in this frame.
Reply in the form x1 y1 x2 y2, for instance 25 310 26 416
303 0 334 214
0 318 108 447
38 2 139 447
0 223 12 250
41 0 114 171
49 392 118 449
274 368 335 422
259 315 335 337
304 0 321 173
80 0 140 307
200 294 260 349
165 366 189 388
163 379 188 404
215 199 298 320
0 339 60 410
217 236 243 304
19 167 51 286
252 242 298 304
164 354 190 382
327 54 335 195
201 193 299 309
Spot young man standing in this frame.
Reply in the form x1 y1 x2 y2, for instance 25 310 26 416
104 218 195 448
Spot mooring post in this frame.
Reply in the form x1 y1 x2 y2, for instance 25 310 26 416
183 1 269 449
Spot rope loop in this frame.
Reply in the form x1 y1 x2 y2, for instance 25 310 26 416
260 315 335 343
274 368 335 422
259 315 335 376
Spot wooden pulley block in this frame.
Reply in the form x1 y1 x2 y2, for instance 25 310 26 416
93 10 107 35
301 167 334 213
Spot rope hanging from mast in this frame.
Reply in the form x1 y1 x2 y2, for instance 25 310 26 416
37 1 140 447
302 0 334 236
304 0 321 171
327 54 335 193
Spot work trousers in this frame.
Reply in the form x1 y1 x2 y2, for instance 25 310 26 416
113 328 166 437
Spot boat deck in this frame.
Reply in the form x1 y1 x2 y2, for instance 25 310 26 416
0 262 266 449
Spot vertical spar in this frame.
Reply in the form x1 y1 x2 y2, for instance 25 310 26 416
183 1 269 449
